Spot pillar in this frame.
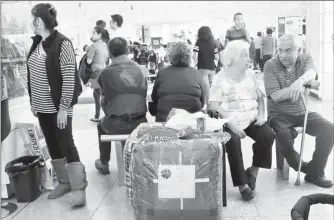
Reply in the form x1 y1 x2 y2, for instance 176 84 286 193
306 1 333 101
319 1 333 101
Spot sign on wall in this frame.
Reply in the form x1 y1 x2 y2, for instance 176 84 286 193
278 16 303 37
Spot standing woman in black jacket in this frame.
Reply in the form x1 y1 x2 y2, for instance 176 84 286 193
27 3 87 206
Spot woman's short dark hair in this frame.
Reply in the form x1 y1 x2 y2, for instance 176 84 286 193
96 20 106 29
31 3 58 30
108 37 128 57
111 14 123 27
168 42 191 67
94 26 110 44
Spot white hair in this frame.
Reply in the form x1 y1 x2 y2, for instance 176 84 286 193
222 40 250 67
278 34 302 50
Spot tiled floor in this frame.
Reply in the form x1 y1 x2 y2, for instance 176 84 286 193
2 90 333 220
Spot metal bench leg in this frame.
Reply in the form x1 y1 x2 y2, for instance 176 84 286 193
115 141 126 186
222 145 227 207
276 141 284 170
282 158 290 180
276 141 290 180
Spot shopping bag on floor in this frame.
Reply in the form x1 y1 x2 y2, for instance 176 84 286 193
16 123 54 191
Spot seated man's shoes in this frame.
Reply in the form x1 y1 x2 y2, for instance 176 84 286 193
246 168 257 190
240 187 255 201
300 162 309 174
304 175 333 188
95 159 110 175
90 118 99 122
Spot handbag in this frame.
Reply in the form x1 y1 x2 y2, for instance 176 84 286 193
148 101 157 116
78 55 92 85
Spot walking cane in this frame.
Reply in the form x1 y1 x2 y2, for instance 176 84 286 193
295 81 320 186
295 87 309 186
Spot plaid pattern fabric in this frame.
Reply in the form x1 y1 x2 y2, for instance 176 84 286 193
124 123 164 208
124 122 231 210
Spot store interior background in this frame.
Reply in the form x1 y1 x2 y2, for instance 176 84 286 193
1 0 333 211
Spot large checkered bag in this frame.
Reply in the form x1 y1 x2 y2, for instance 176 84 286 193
132 138 224 220
124 122 231 211
124 122 167 206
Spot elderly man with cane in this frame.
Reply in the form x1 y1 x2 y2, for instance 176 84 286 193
264 34 334 188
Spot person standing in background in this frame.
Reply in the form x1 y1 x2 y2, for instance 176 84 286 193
96 20 106 29
96 20 111 66
86 26 109 122
215 38 225 73
254 32 263 70
225 12 252 47
261 28 276 72
110 14 124 40
193 26 219 105
249 37 256 70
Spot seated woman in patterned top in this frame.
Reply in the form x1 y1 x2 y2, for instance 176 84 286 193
208 40 275 201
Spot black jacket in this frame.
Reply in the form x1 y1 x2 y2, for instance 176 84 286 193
78 54 92 85
27 30 82 111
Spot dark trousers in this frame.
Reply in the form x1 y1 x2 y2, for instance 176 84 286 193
93 88 101 119
268 112 334 177
225 122 275 187
255 49 262 67
261 54 272 72
37 113 80 163
98 115 147 163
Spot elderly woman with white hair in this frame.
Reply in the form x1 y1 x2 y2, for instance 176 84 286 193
151 41 206 122
209 40 275 201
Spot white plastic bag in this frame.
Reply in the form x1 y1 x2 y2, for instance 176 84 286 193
165 109 231 132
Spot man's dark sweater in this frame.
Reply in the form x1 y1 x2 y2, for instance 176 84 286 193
98 55 147 133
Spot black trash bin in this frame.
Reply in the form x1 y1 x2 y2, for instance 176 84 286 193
5 155 45 203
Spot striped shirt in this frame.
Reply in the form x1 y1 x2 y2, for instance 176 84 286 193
28 40 76 116
225 26 248 42
263 54 316 117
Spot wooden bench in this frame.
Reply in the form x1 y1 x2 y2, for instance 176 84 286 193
100 134 129 186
